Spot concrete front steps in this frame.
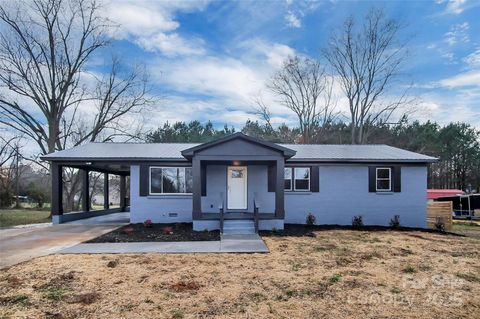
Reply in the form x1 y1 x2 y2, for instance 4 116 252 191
223 220 255 234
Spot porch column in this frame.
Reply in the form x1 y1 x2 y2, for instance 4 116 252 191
119 175 126 211
51 162 63 216
274 159 285 218
192 158 202 219
103 173 109 210
81 169 90 212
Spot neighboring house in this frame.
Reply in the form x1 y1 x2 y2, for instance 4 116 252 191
41 133 437 232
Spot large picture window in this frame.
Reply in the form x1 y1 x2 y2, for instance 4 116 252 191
376 167 391 192
294 167 310 191
150 167 193 194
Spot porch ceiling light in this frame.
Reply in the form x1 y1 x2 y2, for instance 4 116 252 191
232 160 241 166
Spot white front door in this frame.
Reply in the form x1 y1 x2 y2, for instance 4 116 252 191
227 166 248 210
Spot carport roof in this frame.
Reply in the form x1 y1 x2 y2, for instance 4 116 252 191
41 140 437 163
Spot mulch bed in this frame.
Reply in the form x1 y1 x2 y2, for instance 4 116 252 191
259 223 461 237
86 223 220 243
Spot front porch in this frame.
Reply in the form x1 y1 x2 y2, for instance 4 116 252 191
181 133 296 233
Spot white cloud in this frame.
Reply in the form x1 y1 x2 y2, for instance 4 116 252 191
285 11 301 28
144 39 301 127
444 0 467 14
102 0 210 56
136 33 206 57
443 22 469 46
463 48 480 68
438 70 480 88
238 39 296 68
438 0 480 15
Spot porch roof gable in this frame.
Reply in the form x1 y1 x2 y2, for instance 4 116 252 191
180 132 296 159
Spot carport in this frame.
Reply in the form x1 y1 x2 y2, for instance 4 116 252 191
41 150 131 224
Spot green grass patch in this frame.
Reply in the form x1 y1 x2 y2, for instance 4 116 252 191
0 209 50 227
40 287 68 301
0 295 30 307
402 265 417 274
329 274 342 283
456 272 480 283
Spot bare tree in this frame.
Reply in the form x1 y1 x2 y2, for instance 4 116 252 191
323 8 410 144
0 0 152 213
0 135 17 167
263 55 336 144
0 135 22 208
0 0 151 161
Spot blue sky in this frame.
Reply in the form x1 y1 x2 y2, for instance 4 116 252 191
97 0 480 129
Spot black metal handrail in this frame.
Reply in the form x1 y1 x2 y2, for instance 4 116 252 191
219 197 224 234
253 198 259 233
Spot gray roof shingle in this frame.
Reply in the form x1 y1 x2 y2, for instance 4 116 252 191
41 142 437 163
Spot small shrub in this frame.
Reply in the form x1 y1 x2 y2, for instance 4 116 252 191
107 259 119 268
352 215 364 228
203 228 209 233
434 217 446 232
271 227 278 234
122 226 135 235
144 298 154 304
306 213 316 226
143 219 153 228
162 226 173 235
389 215 401 228
403 265 416 273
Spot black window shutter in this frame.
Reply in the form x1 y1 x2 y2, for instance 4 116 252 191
368 166 376 192
201 164 207 196
393 166 401 192
310 166 320 192
139 165 149 196
267 164 275 192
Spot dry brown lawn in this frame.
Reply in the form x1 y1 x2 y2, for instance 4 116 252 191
1 229 479 319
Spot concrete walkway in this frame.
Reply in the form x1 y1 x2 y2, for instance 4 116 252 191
59 234 269 254
0 224 122 269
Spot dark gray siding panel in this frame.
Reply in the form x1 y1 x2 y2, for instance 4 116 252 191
139 165 149 196
393 166 402 192
201 164 207 196
368 166 376 192
267 164 275 192
310 166 319 192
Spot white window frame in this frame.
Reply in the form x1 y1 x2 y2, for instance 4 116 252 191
375 167 392 192
149 166 193 195
284 167 293 191
294 167 310 191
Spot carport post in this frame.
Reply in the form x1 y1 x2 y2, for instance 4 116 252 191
51 162 63 217
120 175 126 211
81 169 90 212
274 159 285 219
103 173 109 210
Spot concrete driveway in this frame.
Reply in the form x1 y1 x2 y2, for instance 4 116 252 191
0 213 128 269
